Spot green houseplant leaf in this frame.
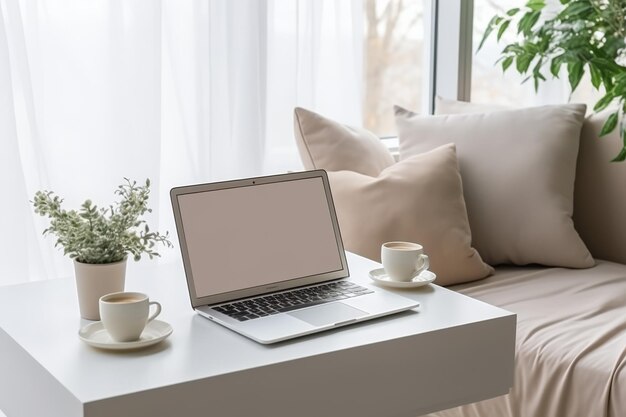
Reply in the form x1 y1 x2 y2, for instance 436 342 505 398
525 0 546 11
478 15 501 51
594 93 615 112
567 61 584 91
600 112 619 136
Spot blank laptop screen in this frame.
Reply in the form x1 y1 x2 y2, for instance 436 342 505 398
177 177 344 298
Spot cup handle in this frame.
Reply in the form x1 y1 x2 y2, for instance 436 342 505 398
147 301 162 323
415 254 430 274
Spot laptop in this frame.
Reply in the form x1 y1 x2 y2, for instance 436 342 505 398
170 170 419 344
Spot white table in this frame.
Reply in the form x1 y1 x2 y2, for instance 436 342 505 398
0 252 515 417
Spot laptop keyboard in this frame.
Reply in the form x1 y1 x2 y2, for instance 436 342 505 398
213 281 374 322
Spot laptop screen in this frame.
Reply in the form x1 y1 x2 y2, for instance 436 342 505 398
176 176 344 299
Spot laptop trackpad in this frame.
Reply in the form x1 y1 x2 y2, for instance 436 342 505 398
288 303 366 327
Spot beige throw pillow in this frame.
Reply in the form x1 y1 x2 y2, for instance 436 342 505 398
293 107 395 176
435 98 626 265
328 143 493 286
395 103 594 268
574 110 626 264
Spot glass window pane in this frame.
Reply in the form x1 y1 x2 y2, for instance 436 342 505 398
363 0 424 135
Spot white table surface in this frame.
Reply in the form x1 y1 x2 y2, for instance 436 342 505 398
0 252 516 417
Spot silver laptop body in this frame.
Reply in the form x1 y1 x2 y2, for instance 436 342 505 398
170 170 418 344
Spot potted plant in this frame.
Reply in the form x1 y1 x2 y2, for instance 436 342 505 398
480 0 626 161
32 178 172 320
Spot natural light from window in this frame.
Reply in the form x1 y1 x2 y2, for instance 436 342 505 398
363 0 424 135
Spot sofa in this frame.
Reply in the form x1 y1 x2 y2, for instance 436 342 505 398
293 101 626 417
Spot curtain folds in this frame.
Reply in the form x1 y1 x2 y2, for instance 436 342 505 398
0 2 31 284
0 0 363 284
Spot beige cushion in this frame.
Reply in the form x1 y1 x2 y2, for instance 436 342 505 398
395 103 594 268
435 99 626 264
293 107 395 176
574 110 626 264
328 143 493 286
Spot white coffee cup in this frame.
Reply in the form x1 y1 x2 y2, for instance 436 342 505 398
381 242 430 282
99 292 162 342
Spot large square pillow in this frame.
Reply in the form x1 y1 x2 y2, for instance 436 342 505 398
293 107 395 176
435 98 626 265
572 110 626 264
395 103 594 268
328 143 493 286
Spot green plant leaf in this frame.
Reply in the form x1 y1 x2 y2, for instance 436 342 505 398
497 20 511 41
478 15 499 51
591 57 622 73
502 56 514 72
600 112 619 136
524 41 540 54
537 35 550 53
506 8 520 16
550 55 564 77
594 93 615 112
602 72 615 91
560 1 593 18
525 0 546 11
567 61 584 91
602 37 626 58
516 54 533 73
518 11 541 35
527 10 541 32
589 64 602 90
614 83 626 102
503 44 525 54
532 59 546 91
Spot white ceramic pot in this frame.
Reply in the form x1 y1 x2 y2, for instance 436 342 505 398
74 259 127 320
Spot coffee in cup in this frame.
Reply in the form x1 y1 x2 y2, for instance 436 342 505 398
381 242 430 282
99 292 162 342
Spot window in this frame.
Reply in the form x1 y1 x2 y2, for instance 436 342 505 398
363 0 426 135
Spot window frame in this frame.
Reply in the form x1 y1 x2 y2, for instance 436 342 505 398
364 0 475 148
432 0 474 104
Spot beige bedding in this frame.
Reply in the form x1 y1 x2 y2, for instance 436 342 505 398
424 260 626 417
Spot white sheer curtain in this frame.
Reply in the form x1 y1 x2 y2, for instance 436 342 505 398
0 0 364 285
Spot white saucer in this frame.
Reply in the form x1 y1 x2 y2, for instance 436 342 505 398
79 320 173 351
369 268 436 288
